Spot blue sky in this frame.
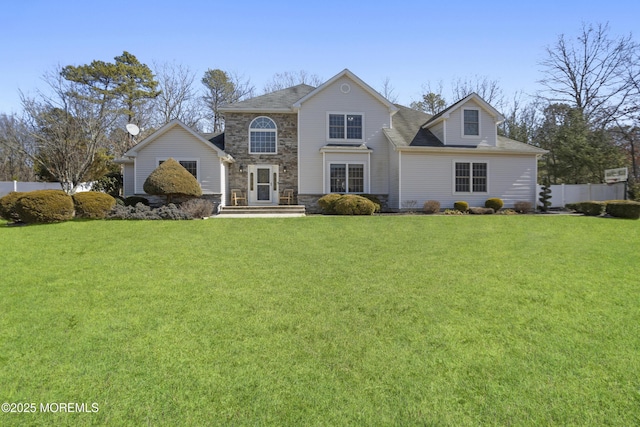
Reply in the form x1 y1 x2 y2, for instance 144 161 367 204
1 0 638 114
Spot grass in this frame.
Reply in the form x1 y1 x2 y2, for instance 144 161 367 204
0 215 639 425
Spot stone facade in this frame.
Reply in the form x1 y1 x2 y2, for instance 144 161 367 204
224 112 298 204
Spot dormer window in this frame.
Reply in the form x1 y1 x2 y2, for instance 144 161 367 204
463 109 479 136
249 116 277 153
328 113 363 141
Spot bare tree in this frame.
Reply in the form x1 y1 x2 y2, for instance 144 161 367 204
499 93 540 144
152 61 205 130
410 81 447 114
379 77 398 103
15 69 115 193
0 114 37 181
262 70 323 93
539 22 638 126
452 75 504 107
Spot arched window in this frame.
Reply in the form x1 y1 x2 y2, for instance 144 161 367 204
249 116 277 153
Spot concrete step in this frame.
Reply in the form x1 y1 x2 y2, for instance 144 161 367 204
217 205 306 217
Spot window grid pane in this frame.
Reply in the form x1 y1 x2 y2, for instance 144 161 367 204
329 115 345 139
464 110 479 135
472 163 487 192
179 161 197 179
455 163 470 193
330 164 346 192
346 115 362 139
348 164 364 193
250 131 276 153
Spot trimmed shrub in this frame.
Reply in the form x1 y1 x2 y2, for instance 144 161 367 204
605 200 640 219
577 201 606 216
539 183 552 212
124 196 149 206
180 198 215 219
143 158 202 203
318 193 344 214
333 195 376 215
514 201 533 213
469 207 494 215
107 203 192 220
360 194 381 213
0 192 24 222
453 201 469 213
485 198 504 211
423 200 441 214
72 192 116 219
15 190 74 224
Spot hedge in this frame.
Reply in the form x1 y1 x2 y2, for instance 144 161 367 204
73 192 116 219
0 192 24 222
15 190 74 224
605 200 640 219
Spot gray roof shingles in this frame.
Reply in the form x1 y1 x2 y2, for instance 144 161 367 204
221 84 315 111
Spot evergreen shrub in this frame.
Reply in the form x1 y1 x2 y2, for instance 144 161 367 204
453 201 469 212
605 200 640 219
15 190 74 224
577 201 606 216
333 195 376 215
485 198 504 211
73 192 116 219
318 193 344 214
0 192 24 222
143 158 202 203
360 194 381 212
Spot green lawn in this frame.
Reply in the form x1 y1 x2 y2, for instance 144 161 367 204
1 216 639 426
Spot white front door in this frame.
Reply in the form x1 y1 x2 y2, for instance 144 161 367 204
248 165 279 205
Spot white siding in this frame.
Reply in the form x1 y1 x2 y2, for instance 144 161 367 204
298 76 391 194
123 163 135 196
430 121 444 142
444 99 497 146
399 152 538 208
134 127 223 194
388 145 400 208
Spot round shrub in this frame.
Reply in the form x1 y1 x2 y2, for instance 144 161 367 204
15 190 74 224
333 195 376 215
72 191 116 219
0 191 24 222
453 201 469 212
318 193 344 214
143 158 202 203
485 198 504 211
423 200 440 214
124 196 149 206
360 194 381 212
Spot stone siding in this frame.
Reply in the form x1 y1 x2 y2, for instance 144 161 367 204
224 113 298 203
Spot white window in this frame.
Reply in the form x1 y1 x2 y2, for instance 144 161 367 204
330 163 364 193
455 162 487 193
463 109 480 136
328 113 363 141
249 116 277 153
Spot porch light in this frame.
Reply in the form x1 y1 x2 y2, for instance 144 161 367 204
283 165 288 173
239 164 244 173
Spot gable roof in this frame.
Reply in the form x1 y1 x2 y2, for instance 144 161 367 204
122 119 232 160
423 93 505 128
384 104 546 154
292 69 399 113
219 84 315 113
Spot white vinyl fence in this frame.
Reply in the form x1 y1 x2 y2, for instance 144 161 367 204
0 181 93 197
536 182 627 208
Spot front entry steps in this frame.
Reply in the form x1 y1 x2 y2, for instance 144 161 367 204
217 205 306 218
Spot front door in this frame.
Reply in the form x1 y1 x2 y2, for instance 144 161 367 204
248 165 279 205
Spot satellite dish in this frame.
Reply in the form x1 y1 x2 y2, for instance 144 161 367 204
126 123 140 136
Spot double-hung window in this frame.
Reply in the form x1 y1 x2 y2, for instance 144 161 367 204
249 116 277 153
328 113 363 141
330 163 364 193
455 162 487 193
463 109 479 136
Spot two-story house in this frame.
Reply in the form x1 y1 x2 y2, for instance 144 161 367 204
118 69 546 212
